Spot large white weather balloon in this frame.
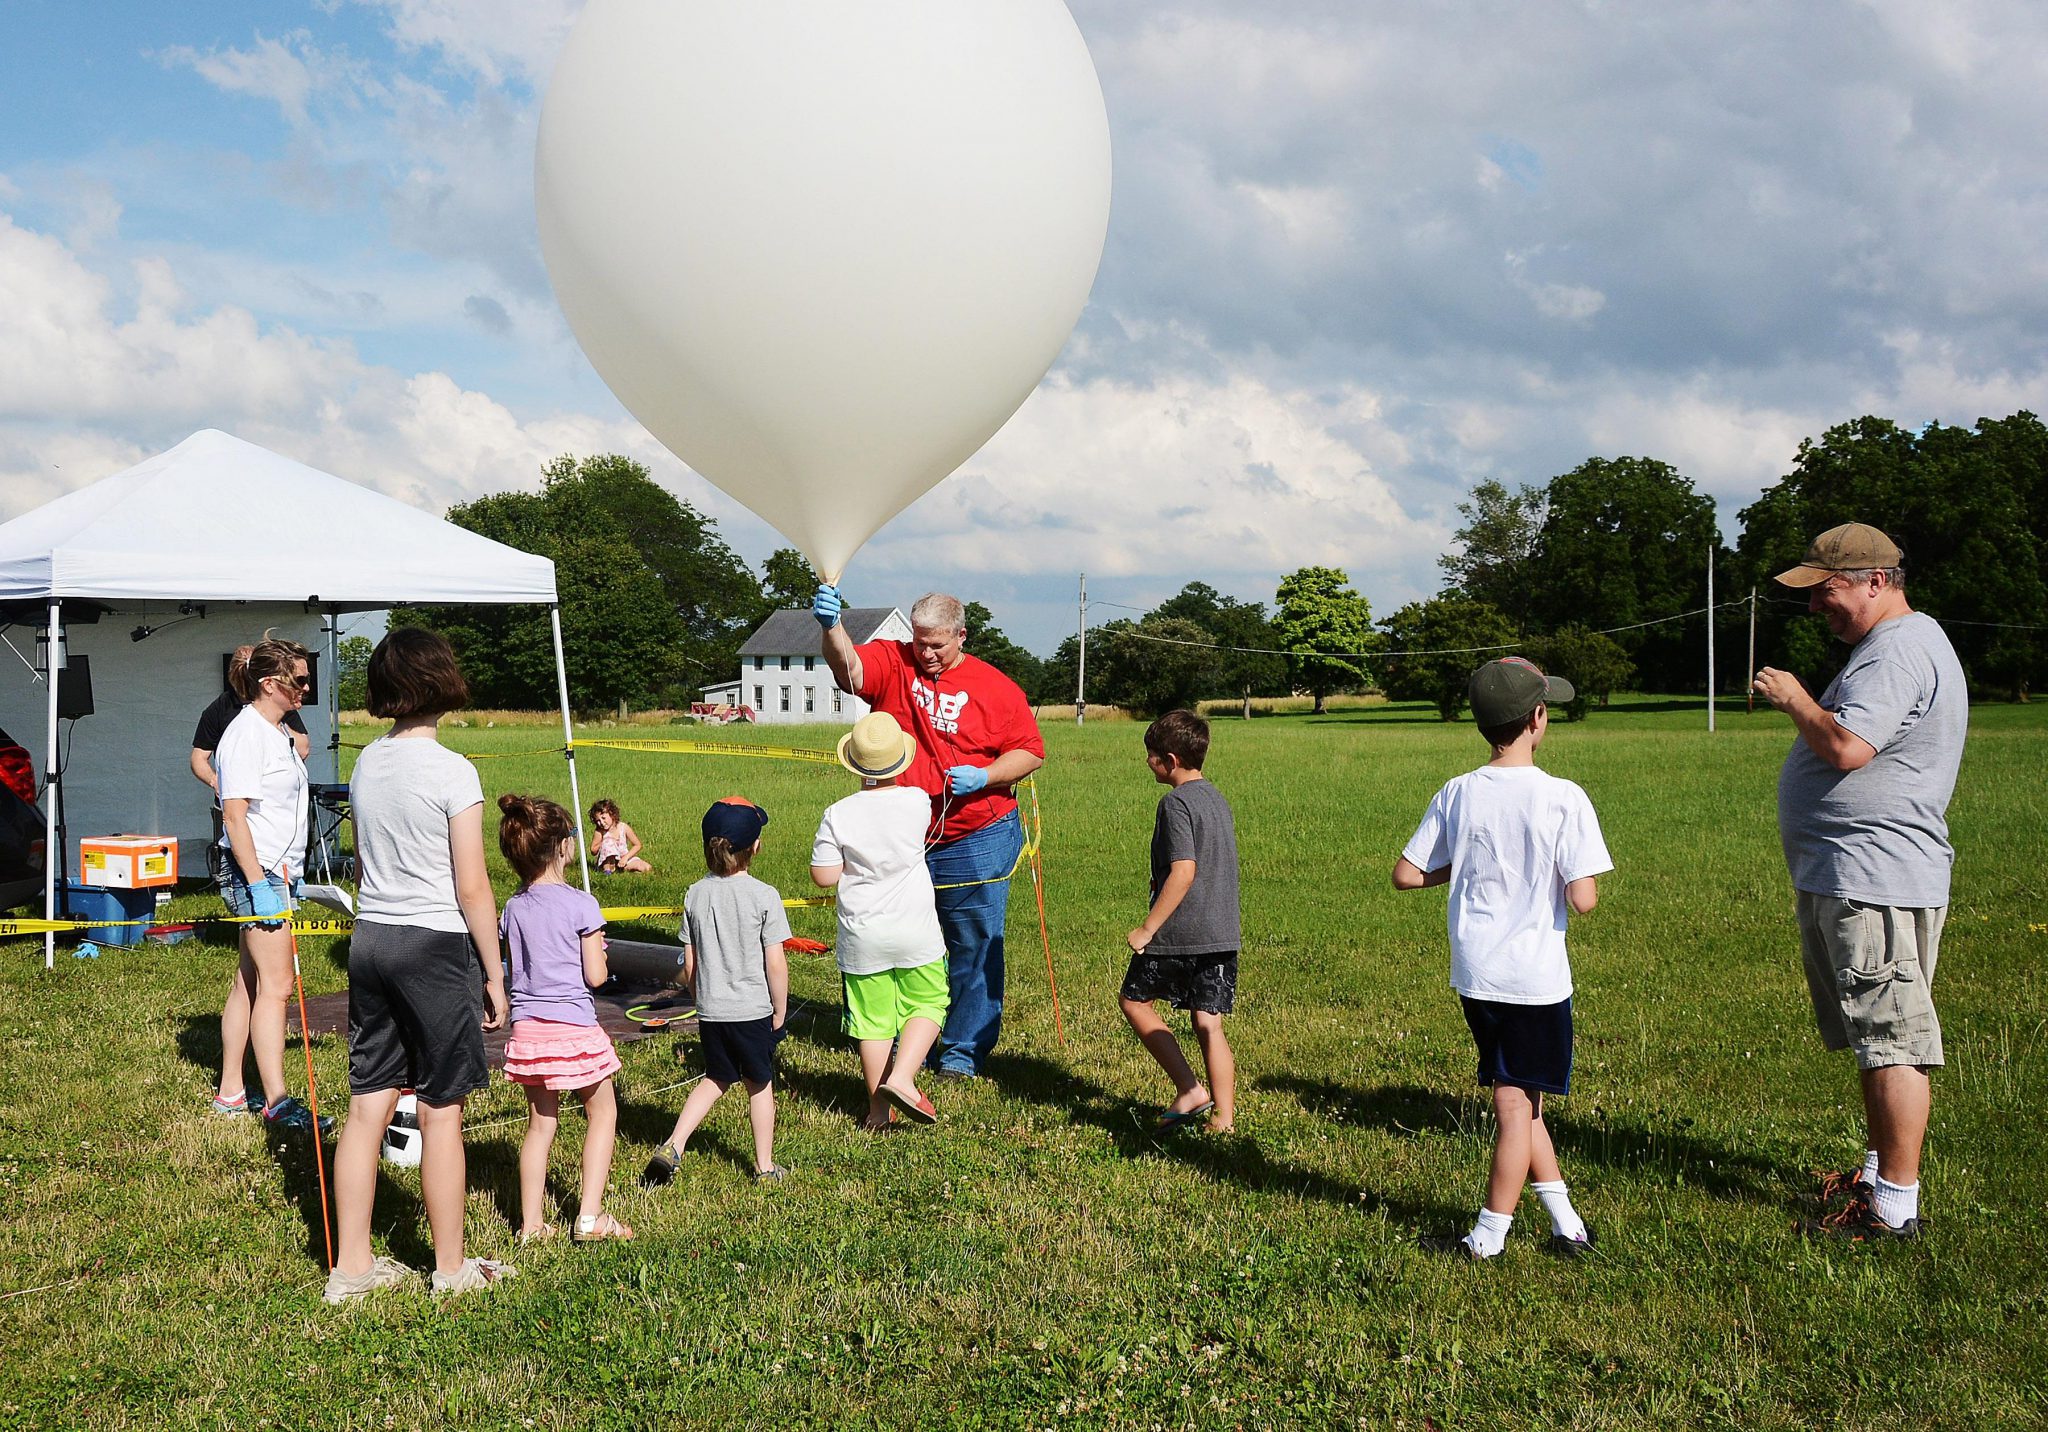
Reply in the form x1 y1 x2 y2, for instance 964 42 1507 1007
535 0 1112 581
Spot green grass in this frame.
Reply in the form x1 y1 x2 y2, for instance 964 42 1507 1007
3 697 2045 1429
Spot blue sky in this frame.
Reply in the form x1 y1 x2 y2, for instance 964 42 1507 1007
4 0 2045 654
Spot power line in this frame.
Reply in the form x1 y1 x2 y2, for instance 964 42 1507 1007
1100 599 1749 661
1094 590 2047 662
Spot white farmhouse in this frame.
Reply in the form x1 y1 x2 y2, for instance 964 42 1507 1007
721 607 911 725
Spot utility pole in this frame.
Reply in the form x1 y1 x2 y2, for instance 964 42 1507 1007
1706 543 1716 733
1075 573 1087 726
1746 586 1758 714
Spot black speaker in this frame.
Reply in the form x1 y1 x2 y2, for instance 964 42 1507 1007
56 655 93 720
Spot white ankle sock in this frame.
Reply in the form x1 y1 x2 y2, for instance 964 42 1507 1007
1859 1149 1880 1186
1465 1207 1513 1258
1871 1175 1919 1227
1531 1180 1587 1241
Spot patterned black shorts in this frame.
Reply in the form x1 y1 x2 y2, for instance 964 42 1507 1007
1120 950 1238 1015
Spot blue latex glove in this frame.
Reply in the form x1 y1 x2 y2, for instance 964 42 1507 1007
812 583 842 629
946 764 989 796
250 880 290 925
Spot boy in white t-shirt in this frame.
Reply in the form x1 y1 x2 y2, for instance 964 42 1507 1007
811 713 949 1132
1394 657 1613 1261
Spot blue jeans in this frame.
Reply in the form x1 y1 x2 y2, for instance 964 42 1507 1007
219 867 304 929
924 811 1024 1074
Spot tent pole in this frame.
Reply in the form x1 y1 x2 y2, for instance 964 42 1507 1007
549 605 590 891
325 610 340 784
43 599 60 971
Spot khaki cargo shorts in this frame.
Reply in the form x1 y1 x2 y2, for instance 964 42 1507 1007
1795 891 1945 1070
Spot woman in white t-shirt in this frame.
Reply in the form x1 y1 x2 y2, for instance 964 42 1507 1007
812 713 950 1132
211 637 319 1130
324 628 511 1304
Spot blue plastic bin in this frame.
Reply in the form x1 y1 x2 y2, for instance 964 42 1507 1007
63 881 155 946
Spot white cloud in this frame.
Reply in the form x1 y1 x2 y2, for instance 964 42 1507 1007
155 31 355 128
857 371 1441 585
350 0 579 88
0 210 646 521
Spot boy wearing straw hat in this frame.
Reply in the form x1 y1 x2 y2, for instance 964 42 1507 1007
812 713 950 1130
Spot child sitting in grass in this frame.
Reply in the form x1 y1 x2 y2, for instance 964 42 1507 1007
1393 657 1611 1261
590 798 651 874
811 712 949 1132
641 797 790 1186
1119 709 1241 1135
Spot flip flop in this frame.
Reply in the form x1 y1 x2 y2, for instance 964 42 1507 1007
882 1085 938 1125
1153 1100 1215 1132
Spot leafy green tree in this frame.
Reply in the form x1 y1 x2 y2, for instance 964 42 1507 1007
961 601 1043 700
1525 626 1634 719
1098 617 1220 717
1440 479 1547 624
1038 632 1084 709
335 635 373 712
1527 457 1723 693
1379 595 1518 720
1274 567 1377 713
758 548 819 613
394 454 754 710
1149 582 1287 715
1736 414 2047 700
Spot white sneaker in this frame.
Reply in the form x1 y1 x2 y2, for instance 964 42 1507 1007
431 1257 517 1296
322 1255 414 1304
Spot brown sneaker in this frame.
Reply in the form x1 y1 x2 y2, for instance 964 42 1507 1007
1799 1189 1922 1242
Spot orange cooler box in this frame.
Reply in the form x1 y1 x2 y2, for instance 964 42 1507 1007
80 835 180 890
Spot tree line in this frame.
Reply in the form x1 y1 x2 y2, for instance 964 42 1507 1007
371 412 2047 716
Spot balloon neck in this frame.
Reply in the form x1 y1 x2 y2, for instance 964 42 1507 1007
822 568 843 586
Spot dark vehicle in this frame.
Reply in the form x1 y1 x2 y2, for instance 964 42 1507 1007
0 725 44 911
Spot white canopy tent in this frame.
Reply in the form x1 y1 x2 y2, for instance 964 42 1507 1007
0 429 590 967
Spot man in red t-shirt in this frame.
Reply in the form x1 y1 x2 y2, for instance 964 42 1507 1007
818 587 1045 1077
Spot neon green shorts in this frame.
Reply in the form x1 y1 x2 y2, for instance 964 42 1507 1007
842 959 950 1042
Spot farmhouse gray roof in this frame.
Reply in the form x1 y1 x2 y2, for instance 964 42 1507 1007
739 607 898 655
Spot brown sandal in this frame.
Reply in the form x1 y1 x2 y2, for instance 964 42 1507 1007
572 1211 635 1244
517 1222 559 1246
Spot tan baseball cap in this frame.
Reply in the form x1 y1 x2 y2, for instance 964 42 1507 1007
1774 523 1903 587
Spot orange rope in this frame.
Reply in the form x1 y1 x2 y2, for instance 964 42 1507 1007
284 867 335 1271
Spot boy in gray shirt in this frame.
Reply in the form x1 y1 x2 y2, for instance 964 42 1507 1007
641 797 791 1187
1120 710 1241 1134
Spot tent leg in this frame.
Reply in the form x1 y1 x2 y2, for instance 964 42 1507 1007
550 605 590 892
43 599 60 972
324 610 340 784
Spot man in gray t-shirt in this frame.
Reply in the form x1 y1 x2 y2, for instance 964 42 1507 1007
1753 523 1967 1241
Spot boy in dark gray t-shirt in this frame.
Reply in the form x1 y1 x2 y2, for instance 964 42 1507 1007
1120 710 1242 1134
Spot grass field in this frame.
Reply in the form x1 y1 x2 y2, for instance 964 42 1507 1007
2 698 2044 1429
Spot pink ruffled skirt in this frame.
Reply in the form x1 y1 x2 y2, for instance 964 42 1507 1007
502 1018 621 1090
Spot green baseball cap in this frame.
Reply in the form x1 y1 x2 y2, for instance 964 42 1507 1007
1774 523 1903 588
1469 656 1574 728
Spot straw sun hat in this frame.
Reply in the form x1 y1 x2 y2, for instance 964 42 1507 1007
837 712 917 781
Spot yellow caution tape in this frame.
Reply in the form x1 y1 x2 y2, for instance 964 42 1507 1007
570 737 841 765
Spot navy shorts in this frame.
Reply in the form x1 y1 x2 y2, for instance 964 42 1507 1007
1460 995 1573 1096
348 921 488 1104
1121 950 1237 1015
701 1017 777 1089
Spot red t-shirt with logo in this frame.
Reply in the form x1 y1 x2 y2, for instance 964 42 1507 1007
854 642 1045 843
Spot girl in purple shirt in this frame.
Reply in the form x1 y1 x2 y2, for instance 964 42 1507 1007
498 794 632 1244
